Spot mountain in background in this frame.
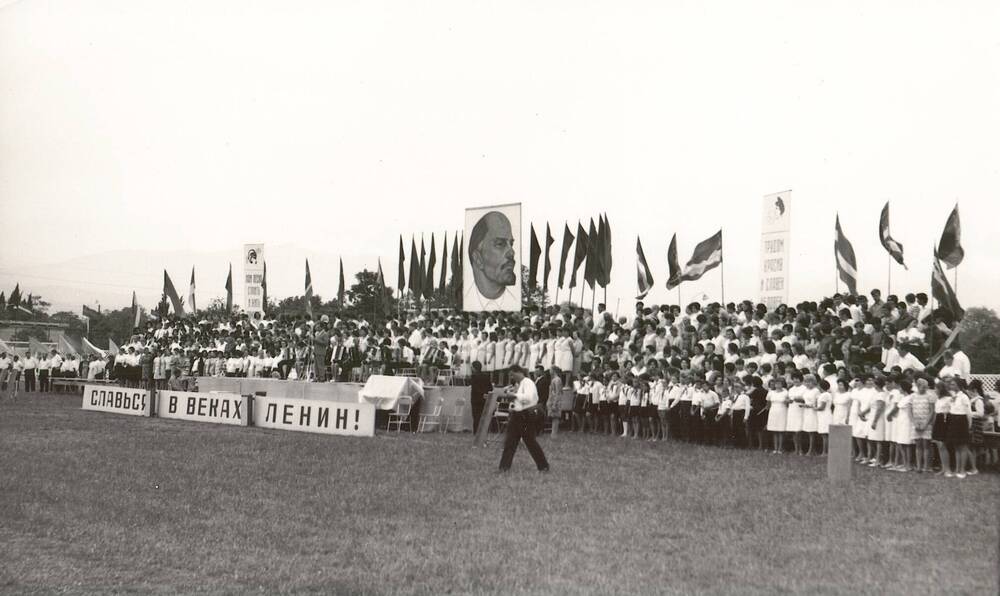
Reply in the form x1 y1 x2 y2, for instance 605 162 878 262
0 245 388 315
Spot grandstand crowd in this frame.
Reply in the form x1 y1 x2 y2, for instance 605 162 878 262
1 288 996 476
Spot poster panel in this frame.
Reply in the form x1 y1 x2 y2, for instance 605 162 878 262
463 203 522 312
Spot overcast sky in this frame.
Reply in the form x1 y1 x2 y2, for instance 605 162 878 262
1 1 998 314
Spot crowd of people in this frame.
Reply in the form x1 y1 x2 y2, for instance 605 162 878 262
2 287 996 475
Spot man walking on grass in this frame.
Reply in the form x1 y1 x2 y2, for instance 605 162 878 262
498 365 550 473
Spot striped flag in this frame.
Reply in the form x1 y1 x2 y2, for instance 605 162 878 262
937 204 964 269
557 223 574 289
82 337 106 358
163 270 184 315
188 267 197 313
879 202 907 269
304 259 314 318
834 215 858 295
665 233 682 290
679 230 723 283
932 249 964 321
528 224 541 289
636 237 654 300
225 264 233 313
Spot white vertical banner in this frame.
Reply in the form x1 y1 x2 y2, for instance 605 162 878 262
243 243 264 316
463 203 522 312
759 191 791 309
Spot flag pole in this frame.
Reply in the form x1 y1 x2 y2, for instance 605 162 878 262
720 259 726 305
591 285 596 315
887 254 892 296
554 287 560 309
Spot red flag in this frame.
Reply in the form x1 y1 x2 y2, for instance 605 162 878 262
163 270 184 316
557 223 575 289
568 222 588 289
528 224 541 289
304 259 314 318
225 264 233 313
666 233 682 290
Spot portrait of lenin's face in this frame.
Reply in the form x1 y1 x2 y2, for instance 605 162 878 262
469 211 516 300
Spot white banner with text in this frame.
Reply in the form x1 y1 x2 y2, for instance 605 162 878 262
156 390 249 426
252 396 375 437
81 385 152 417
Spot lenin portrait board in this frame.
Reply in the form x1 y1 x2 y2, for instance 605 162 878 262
463 203 522 312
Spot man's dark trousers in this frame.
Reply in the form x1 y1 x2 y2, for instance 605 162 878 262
499 409 549 471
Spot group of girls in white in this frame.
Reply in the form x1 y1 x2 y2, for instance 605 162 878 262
563 366 998 478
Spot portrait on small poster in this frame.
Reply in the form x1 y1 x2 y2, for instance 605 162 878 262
463 203 521 312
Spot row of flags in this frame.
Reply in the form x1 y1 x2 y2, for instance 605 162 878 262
0 284 35 315
397 233 465 303
830 203 965 321
635 230 724 300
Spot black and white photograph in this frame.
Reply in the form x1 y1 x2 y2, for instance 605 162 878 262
1 1 998 594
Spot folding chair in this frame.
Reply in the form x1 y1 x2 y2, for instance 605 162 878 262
441 398 466 433
417 400 444 433
387 397 413 432
435 369 455 386
485 399 511 446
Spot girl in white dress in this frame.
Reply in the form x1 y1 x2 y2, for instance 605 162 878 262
862 377 888 468
555 328 574 378
850 378 870 463
832 379 851 426
528 332 542 370
571 333 584 378
886 378 914 472
815 380 833 455
785 373 805 455
800 374 820 456
541 330 555 371
766 377 789 454
459 332 473 377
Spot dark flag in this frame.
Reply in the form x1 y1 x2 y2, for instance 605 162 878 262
932 249 964 320
261 261 268 314
937 204 964 269
225 264 233 313
557 223 574 289
542 224 555 291
452 234 463 305
0 292 5 311
424 235 435 299
600 214 612 287
584 218 599 289
636 237 654 300
666 233 682 290
528 224 541 289
338 258 346 306
304 259 314 318
439 233 449 292
188 267 197 313
163 270 184 315
8 284 20 309
131 291 141 329
834 215 858 295
568 222 588 288
82 304 103 319
397 236 406 294
679 230 723 283
879 202 907 269
377 259 389 317
419 238 427 299
409 238 421 297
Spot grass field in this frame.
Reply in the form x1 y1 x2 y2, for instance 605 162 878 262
1 392 997 595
